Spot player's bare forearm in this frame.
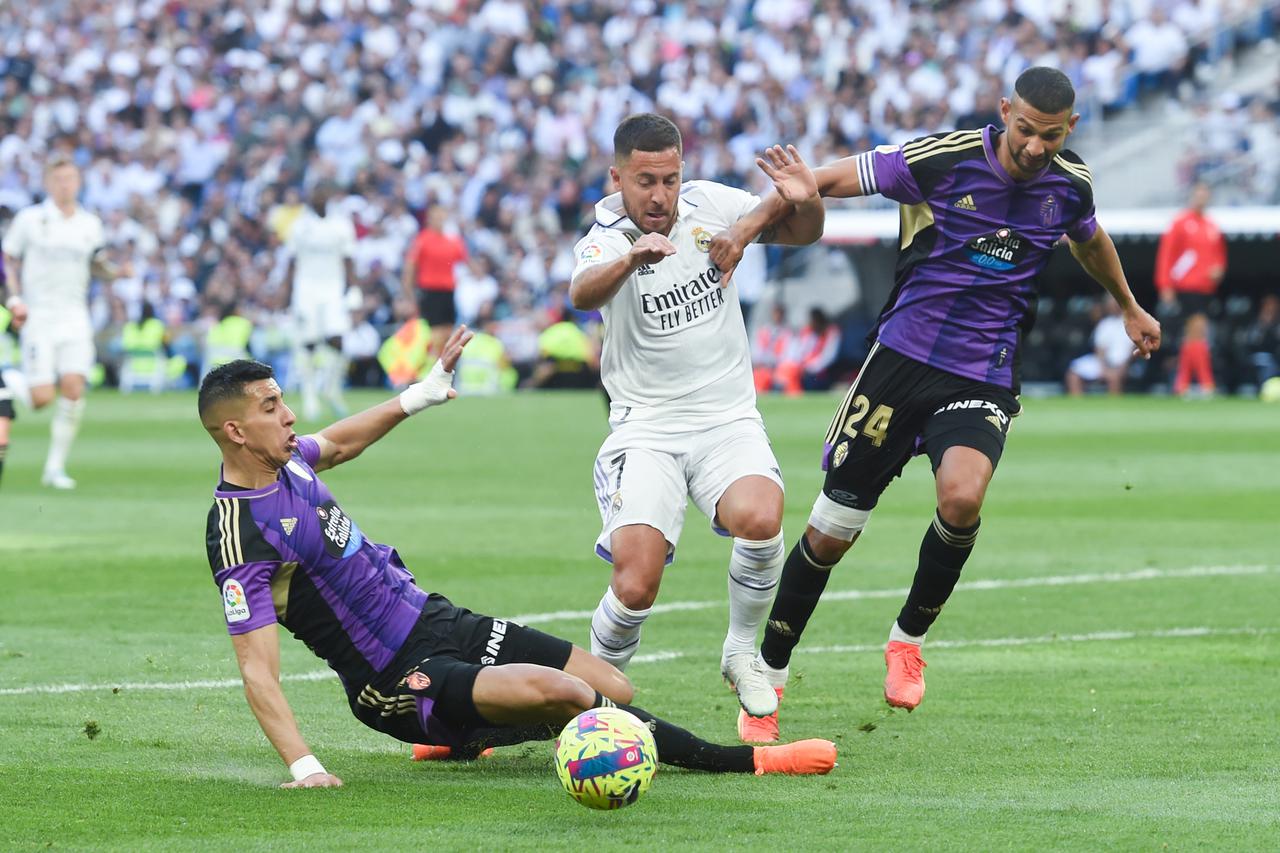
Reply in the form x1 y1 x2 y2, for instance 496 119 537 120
1072 226 1162 357
89 254 119 282
232 627 312 767
3 254 21 299
1070 227 1137 309
313 397 409 470
814 159 867 199
570 255 639 311
401 261 416 300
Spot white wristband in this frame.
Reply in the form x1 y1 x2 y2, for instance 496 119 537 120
3 295 21 310
289 754 326 781
398 360 455 416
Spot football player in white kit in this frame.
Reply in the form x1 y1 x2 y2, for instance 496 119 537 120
2 157 127 489
282 184 357 421
571 114 823 736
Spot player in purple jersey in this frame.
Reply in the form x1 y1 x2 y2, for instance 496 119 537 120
710 67 1162 741
199 326 834 787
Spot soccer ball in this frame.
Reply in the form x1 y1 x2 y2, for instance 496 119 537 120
554 707 658 810
1260 376 1280 403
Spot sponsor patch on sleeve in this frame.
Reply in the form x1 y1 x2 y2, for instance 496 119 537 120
222 579 251 624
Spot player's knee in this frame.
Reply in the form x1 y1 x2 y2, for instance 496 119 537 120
610 561 662 611
732 507 781 541
537 670 595 717
30 387 55 409
936 483 984 528
805 526 852 565
806 492 870 563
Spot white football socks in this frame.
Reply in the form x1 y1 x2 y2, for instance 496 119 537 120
889 620 926 646
45 396 84 477
723 532 784 661
590 585 650 671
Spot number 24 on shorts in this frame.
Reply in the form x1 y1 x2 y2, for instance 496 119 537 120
840 395 894 447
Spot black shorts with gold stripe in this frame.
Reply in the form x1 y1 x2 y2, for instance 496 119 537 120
347 593 572 754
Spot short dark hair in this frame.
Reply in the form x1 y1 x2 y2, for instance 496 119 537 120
198 360 275 419
1014 67 1075 114
614 113 682 160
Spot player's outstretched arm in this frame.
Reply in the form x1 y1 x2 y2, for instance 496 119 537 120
231 624 343 789
1069 225 1162 359
712 148 867 285
570 233 675 311
308 324 474 471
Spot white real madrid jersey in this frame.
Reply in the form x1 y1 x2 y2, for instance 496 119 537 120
286 209 356 305
572 180 762 426
1 200 104 325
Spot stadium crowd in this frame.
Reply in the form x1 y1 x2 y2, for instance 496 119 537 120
0 0 1275 390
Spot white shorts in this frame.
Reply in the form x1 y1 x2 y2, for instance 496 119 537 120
20 324 95 386
591 417 784 564
293 299 351 345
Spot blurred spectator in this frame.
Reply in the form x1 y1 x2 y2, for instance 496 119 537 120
1156 182 1227 316
1065 299 1133 395
402 204 466 358
1174 312 1216 396
524 307 598 390
776 307 842 395
752 303 793 394
1240 293 1280 387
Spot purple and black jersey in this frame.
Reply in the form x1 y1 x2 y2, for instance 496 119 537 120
204 437 428 688
853 125 1097 391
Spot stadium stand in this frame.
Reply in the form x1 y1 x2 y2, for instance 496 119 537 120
0 0 1274 391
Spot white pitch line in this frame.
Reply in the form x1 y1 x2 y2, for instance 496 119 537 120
510 564 1276 625
2 626 1274 698
2 565 1274 698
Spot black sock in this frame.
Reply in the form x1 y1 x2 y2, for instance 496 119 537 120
896 511 980 636
593 693 755 773
760 535 837 670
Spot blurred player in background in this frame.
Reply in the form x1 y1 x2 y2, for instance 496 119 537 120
197 330 834 787
570 114 823 732
282 184 357 421
2 157 129 489
714 67 1162 740
403 204 467 362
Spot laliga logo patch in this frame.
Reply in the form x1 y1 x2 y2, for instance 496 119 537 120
316 499 363 558
831 441 849 469
580 243 603 261
222 579 250 624
692 226 712 253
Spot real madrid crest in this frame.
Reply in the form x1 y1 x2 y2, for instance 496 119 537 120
692 226 712 253
831 441 849 468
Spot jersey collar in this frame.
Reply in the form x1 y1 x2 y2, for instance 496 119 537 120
982 124 1052 185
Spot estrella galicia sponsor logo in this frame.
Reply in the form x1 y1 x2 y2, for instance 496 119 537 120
966 227 1028 271
222 579 251 624
316 499 363 558
640 265 725 331
479 619 508 665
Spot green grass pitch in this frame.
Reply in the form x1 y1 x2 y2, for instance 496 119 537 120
2 390 1277 850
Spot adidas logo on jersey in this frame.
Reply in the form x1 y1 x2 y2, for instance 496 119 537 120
281 517 297 535
953 194 978 211
637 264 655 276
